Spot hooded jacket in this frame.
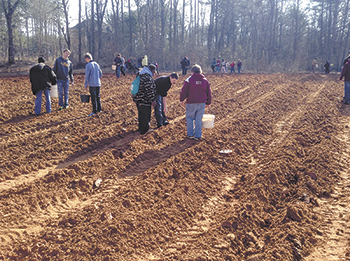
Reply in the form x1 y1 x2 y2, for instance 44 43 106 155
29 63 57 95
180 73 211 105
53 56 74 83
132 67 156 105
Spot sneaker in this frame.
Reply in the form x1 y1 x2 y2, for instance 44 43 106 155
64 105 69 109
59 106 64 110
186 135 194 139
88 112 95 116
163 121 169 126
194 137 204 141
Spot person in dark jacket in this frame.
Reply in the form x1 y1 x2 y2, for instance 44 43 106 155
324 61 330 74
113 53 125 78
180 64 212 140
132 64 157 134
30 57 57 115
340 61 350 105
53 49 74 110
154 72 178 128
343 51 350 66
180 56 190 75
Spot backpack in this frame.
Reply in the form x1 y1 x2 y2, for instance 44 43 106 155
130 75 140 95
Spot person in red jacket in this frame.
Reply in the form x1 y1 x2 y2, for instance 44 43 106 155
180 64 212 140
340 61 350 105
230 61 235 73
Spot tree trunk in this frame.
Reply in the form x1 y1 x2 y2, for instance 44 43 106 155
2 0 21 64
62 0 71 50
79 0 82 63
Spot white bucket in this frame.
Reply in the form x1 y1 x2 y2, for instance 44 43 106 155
202 114 215 128
111 65 116 70
51 85 58 98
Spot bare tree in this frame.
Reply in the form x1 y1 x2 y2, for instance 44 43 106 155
2 0 21 64
62 0 71 50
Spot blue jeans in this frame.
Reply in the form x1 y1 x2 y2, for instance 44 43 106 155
238 66 241 74
154 94 168 127
57 79 69 107
186 103 206 138
230 67 235 73
182 66 187 75
89 87 102 113
35 89 51 114
215 65 220 72
345 81 350 103
116 65 121 78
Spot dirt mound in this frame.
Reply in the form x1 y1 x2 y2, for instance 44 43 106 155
0 73 349 260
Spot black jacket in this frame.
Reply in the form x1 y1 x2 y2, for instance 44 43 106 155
30 63 57 95
155 76 172 97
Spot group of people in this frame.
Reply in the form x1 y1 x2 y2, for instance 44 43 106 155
311 58 331 74
211 58 243 74
30 49 74 115
30 50 212 140
30 49 102 117
132 63 211 140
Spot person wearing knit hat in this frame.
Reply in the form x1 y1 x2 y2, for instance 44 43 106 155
180 64 212 141
29 57 57 115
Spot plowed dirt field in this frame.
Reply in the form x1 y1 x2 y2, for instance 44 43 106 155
1 73 350 260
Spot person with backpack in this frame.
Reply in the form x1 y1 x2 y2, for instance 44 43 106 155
154 72 178 128
132 64 157 134
180 64 212 141
181 56 190 75
30 57 57 115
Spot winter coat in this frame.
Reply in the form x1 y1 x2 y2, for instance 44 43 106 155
180 73 211 105
30 63 57 95
132 67 156 105
53 56 73 83
340 62 350 82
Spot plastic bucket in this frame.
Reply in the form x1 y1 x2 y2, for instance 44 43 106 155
111 65 116 70
202 114 215 128
80 94 91 103
51 85 58 98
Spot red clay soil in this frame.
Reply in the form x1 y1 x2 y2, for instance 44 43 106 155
1 72 350 260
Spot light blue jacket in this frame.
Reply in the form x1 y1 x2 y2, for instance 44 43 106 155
84 61 102 87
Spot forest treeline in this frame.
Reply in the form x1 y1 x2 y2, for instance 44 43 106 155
1 0 350 72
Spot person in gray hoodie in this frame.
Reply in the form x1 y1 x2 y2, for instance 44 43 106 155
29 57 57 115
83 53 103 116
53 49 74 110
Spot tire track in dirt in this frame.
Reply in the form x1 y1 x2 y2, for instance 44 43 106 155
0 75 279 251
140 76 332 259
0 74 334 258
304 112 350 261
138 78 312 259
